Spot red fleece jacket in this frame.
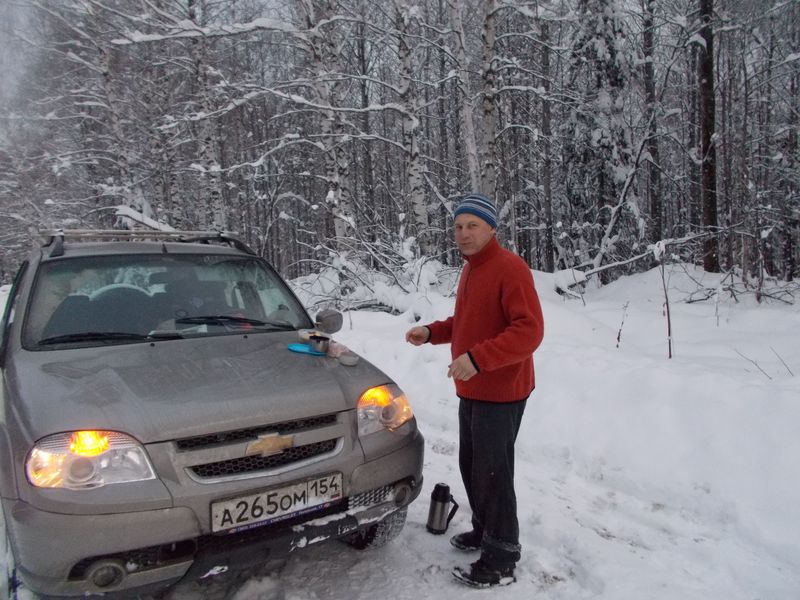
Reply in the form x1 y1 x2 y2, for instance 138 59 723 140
426 237 544 402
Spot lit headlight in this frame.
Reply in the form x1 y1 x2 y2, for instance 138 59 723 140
26 430 156 490
357 384 414 436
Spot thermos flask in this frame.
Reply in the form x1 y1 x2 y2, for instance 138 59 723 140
426 483 459 534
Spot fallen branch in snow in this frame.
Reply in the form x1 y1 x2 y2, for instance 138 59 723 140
682 277 797 305
734 349 772 380
553 268 587 305
582 227 739 284
616 302 629 349
556 224 799 309
771 346 794 377
668 247 798 306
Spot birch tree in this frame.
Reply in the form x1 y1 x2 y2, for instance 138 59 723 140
479 0 498 201
448 0 481 191
395 0 431 254
186 0 226 229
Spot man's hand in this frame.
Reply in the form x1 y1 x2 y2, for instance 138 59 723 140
405 326 430 346
448 353 477 381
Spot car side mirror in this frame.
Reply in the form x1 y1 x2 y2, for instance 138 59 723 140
315 308 343 334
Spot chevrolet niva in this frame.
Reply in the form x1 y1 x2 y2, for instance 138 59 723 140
0 230 423 598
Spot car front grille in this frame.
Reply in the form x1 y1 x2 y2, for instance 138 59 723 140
175 414 338 451
173 413 343 481
189 439 338 479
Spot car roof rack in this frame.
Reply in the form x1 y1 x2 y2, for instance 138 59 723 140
39 229 257 258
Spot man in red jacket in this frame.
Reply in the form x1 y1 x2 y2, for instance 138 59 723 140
406 192 544 588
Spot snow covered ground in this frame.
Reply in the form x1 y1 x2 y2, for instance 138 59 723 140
3 264 799 599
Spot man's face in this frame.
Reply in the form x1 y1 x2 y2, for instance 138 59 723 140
454 213 495 256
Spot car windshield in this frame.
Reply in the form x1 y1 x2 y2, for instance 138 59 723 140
23 253 313 349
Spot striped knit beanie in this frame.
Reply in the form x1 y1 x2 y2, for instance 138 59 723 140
453 192 497 229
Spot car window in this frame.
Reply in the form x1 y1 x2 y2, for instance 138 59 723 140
22 254 313 349
0 261 28 355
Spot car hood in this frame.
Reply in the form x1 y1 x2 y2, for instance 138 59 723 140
8 332 391 444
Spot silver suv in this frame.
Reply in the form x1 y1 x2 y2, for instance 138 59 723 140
0 230 424 598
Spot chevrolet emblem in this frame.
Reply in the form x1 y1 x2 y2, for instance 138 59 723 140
246 433 294 457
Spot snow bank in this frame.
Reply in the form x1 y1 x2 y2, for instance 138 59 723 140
3 263 798 599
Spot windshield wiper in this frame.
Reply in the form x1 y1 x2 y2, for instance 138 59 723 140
175 315 296 331
38 331 185 346
39 332 148 346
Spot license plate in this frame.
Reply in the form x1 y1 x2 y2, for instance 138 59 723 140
211 473 343 533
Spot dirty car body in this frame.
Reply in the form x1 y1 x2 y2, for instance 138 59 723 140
0 231 423 598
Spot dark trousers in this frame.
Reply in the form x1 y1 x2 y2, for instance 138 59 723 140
458 397 527 568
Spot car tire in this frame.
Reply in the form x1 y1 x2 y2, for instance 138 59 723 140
343 508 408 550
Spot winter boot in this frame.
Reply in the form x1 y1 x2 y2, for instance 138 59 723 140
452 559 516 588
449 530 482 552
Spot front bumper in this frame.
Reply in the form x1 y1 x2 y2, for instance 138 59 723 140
5 430 424 598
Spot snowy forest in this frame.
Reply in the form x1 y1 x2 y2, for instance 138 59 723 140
0 0 798 299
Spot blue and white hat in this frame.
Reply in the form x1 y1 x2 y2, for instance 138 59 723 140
453 192 497 229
